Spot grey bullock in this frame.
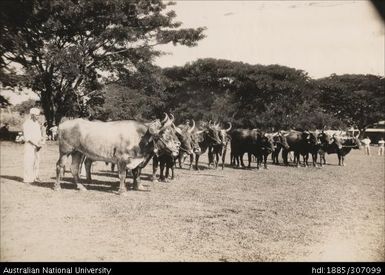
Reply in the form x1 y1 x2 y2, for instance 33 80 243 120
208 122 232 169
55 114 180 193
152 118 199 182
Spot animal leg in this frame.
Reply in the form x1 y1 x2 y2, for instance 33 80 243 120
294 152 300 167
117 162 128 194
195 154 200 170
71 152 86 191
159 160 166 182
189 154 194 170
152 155 158 182
264 154 268 169
132 167 144 190
84 158 93 184
55 153 68 191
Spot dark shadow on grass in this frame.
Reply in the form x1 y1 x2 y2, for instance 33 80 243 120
1 175 56 190
48 171 154 193
91 171 117 177
0 175 24 183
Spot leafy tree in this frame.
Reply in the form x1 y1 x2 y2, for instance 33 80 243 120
13 99 39 115
162 58 342 130
99 84 149 121
317 74 385 130
0 0 205 127
0 95 10 108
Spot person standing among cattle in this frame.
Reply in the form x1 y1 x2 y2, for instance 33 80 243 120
378 137 384 156
49 123 58 141
361 136 371 156
23 108 43 184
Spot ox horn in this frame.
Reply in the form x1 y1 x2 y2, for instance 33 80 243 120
162 117 173 129
169 113 175 123
225 122 232 132
160 113 169 124
188 119 196 133
172 123 182 135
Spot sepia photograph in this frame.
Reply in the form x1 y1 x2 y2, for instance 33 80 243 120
0 0 384 264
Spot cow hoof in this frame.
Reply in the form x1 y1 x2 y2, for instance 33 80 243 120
264 167 268 170
53 186 61 191
134 185 149 192
77 186 87 191
119 191 128 196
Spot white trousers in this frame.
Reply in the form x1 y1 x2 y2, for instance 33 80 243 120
24 142 40 183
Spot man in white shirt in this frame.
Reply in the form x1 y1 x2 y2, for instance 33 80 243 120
361 136 371 156
49 124 58 141
23 108 43 184
378 137 384 156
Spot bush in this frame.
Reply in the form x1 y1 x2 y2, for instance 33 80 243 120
0 110 25 131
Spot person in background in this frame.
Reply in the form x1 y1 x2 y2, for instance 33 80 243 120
50 123 58 141
42 121 48 141
378 137 384 156
361 136 371 156
23 108 43 184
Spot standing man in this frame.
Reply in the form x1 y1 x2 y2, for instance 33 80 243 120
23 108 43 184
49 123 58 141
378 137 384 156
361 136 371 156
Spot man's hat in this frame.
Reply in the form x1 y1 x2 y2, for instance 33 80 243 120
29 108 41 115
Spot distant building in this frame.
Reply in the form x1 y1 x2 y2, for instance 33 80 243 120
363 121 385 143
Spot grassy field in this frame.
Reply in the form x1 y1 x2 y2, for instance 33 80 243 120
0 141 384 261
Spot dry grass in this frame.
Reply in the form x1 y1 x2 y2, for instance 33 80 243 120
0 141 384 261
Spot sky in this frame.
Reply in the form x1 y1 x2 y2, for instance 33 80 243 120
155 0 384 79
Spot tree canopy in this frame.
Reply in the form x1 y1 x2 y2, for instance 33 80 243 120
162 59 349 130
0 0 205 126
316 74 385 130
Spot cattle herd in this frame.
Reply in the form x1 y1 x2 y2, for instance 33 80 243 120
56 114 361 193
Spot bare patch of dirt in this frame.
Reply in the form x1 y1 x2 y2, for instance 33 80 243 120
1 141 384 261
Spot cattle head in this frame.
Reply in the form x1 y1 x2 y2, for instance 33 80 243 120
260 133 275 153
318 131 332 150
302 130 318 147
195 120 222 146
172 122 194 155
218 122 232 146
147 113 181 157
277 131 290 150
188 120 201 153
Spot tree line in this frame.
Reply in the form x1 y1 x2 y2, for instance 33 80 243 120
95 59 384 131
1 0 384 131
